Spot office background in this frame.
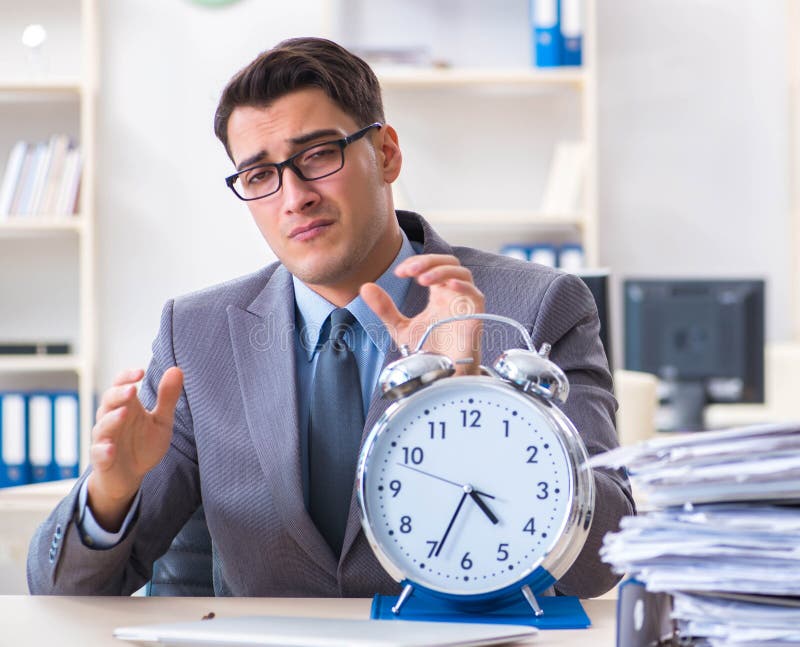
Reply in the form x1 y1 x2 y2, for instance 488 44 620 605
0 0 793 391
96 0 793 390
0 0 798 598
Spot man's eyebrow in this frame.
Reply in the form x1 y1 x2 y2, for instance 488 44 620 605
288 128 342 147
236 150 268 172
235 129 344 172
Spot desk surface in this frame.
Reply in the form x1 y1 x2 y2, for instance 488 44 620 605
0 596 616 646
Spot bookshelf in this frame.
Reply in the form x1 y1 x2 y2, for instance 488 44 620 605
324 0 598 266
0 0 97 473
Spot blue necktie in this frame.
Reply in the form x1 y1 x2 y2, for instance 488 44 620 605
308 308 365 556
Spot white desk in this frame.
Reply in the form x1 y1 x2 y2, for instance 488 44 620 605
0 596 616 646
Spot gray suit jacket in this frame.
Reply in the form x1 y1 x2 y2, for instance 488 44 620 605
28 212 634 598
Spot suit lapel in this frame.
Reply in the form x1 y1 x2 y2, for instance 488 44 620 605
227 265 338 577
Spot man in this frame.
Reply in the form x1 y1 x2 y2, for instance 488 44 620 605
28 37 633 598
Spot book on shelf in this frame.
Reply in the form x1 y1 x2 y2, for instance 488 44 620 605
0 137 81 220
540 140 587 217
10 143 43 217
38 134 71 216
26 140 54 216
0 141 28 219
55 146 82 216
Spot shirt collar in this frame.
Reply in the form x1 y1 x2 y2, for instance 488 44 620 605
293 230 418 361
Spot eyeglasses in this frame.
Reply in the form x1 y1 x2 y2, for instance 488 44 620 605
225 122 383 201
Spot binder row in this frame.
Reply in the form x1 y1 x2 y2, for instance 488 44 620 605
0 136 83 219
501 242 585 271
0 391 80 488
531 0 583 67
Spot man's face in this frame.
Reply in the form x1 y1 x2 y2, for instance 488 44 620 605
226 88 402 303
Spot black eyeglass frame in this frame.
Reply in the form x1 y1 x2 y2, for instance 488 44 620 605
225 122 383 201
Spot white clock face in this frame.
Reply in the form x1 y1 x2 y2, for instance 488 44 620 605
359 377 574 596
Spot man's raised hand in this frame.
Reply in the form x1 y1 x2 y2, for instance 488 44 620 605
86 366 184 531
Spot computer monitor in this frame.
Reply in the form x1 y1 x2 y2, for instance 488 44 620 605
575 269 612 372
624 279 765 431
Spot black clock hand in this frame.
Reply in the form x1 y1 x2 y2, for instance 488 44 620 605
469 490 499 525
434 490 468 557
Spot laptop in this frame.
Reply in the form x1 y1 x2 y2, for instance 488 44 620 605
113 615 538 646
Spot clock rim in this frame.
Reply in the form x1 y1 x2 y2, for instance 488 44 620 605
356 375 595 599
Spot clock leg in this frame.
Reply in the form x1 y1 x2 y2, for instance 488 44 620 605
391 583 415 615
521 584 545 617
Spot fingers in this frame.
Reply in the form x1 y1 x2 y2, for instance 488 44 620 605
96 382 140 423
360 282 406 330
89 438 115 472
416 265 473 288
396 254 479 295
394 254 461 279
152 367 184 425
92 405 128 443
111 368 145 387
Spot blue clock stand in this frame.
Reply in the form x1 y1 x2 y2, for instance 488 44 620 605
371 582 591 630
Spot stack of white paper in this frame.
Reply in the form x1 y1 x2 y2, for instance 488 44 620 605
589 422 800 645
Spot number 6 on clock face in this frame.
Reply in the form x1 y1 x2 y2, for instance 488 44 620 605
357 375 591 599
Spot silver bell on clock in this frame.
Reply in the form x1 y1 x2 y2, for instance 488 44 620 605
356 314 595 618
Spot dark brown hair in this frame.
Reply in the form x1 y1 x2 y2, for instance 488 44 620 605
213 37 385 158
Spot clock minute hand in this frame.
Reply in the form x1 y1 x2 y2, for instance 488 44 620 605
434 490 468 558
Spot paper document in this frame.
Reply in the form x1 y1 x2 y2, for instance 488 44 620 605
594 422 800 644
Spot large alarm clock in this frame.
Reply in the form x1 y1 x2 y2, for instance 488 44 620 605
356 314 595 619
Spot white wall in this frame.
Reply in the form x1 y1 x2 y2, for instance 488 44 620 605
95 0 792 389
96 0 323 387
596 0 791 367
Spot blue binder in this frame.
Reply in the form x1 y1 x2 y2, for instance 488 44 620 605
53 392 79 479
560 0 583 66
0 393 29 487
28 393 58 483
531 0 562 67
28 391 80 483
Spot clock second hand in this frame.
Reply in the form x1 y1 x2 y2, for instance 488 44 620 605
396 463 500 525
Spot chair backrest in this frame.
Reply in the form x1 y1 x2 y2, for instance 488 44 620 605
146 504 214 596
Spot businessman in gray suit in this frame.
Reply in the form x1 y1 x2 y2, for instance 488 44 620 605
28 37 634 598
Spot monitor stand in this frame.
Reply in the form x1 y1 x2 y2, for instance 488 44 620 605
657 380 707 431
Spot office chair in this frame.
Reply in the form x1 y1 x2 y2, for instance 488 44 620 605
146 505 214 596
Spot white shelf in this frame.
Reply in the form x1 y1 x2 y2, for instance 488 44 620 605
0 79 83 96
0 478 77 512
425 210 585 228
377 66 586 89
357 0 598 265
0 354 83 374
0 218 84 236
